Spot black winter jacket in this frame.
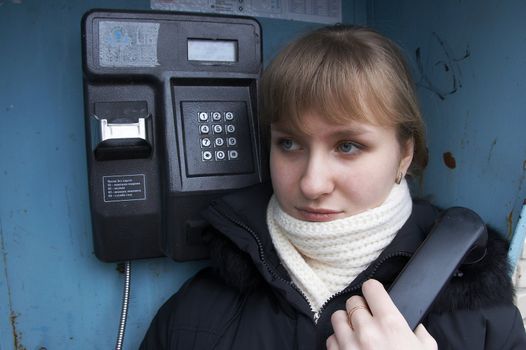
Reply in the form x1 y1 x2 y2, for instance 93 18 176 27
141 183 526 349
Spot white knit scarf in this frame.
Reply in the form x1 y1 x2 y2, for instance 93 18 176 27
266 179 412 313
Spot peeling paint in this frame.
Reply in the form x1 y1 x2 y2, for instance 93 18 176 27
443 151 457 169
507 210 513 238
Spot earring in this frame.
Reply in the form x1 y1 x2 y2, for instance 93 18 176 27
395 172 403 184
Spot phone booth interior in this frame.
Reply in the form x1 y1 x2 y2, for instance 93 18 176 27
1 1 526 349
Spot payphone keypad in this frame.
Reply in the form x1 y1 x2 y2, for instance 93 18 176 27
198 111 238 161
181 101 254 176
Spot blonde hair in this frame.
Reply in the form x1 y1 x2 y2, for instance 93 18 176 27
261 25 427 175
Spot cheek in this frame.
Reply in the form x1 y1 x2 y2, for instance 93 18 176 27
269 152 291 196
338 157 399 203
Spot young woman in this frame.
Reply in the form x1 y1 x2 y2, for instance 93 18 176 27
141 25 526 349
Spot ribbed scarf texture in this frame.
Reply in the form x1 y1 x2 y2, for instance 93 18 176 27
267 179 412 313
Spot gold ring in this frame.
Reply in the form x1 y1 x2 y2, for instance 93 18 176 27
347 304 369 329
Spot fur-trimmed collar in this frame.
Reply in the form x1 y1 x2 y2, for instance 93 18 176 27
430 228 513 313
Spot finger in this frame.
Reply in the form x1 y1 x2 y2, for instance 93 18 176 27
361 279 403 321
414 324 438 349
331 310 353 341
345 295 367 313
345 295 372 331
326 334 340 350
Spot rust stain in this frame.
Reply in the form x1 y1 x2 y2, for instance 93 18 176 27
443 151 456 169
507 210 513 239
10 312 26 350
2 221 26 350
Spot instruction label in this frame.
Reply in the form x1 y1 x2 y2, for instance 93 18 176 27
103 174 147 202
151 0 341 24
99 21 160 67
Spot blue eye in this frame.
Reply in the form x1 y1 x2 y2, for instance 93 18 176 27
279 138 300 151
338 142 359 154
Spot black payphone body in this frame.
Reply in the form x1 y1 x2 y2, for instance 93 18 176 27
82 10 267 262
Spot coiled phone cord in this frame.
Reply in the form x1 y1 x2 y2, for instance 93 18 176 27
115 261 131 350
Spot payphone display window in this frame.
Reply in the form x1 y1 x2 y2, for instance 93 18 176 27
187 39 238 62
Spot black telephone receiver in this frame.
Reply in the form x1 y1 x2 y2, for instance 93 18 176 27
388 207 488 330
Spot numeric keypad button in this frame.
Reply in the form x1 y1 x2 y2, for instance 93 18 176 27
199 125 210 134
202 151 213 161
226 124 235 133
215 150 226 160
215 138 225 147
198 112 208 121
213 125 223 134
201 138 211 148
212 112 222 121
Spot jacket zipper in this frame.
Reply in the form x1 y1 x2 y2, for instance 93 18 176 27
314 251 413 323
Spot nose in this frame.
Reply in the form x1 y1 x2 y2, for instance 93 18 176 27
299 152 335 200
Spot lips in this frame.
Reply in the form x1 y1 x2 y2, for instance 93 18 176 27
295 207 343 222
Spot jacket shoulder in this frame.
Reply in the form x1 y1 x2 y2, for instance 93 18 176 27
140 268 246 349
427 303 526 349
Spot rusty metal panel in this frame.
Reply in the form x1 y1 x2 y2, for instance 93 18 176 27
370 0 526 240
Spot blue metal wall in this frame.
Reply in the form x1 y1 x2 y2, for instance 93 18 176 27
369 0 526 238
3 0 523 349
0 1 363 349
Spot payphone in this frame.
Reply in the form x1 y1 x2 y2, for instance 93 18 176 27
82 10 267 262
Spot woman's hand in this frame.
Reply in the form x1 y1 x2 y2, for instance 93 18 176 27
326 279 437 350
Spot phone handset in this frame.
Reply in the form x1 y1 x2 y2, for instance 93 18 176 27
388 207 488 330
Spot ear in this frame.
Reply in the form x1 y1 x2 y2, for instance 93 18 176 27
399 138 414 175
